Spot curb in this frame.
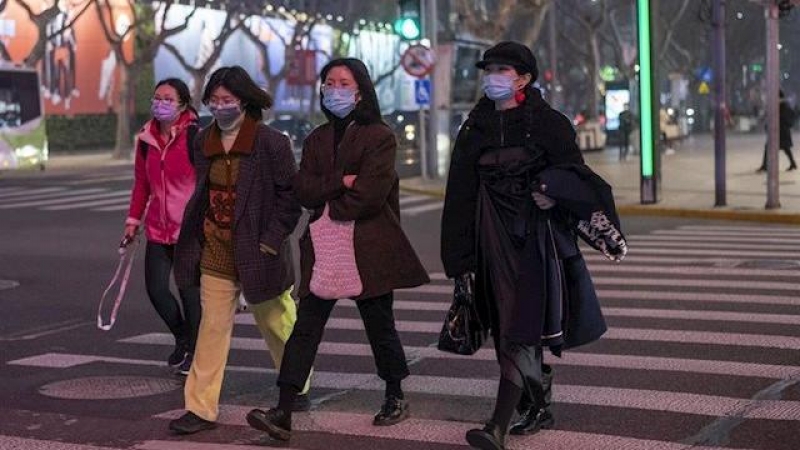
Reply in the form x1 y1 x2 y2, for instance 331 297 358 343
399 183 800 225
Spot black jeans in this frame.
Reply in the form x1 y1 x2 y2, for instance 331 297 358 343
144 242 201 353
277 292 410 391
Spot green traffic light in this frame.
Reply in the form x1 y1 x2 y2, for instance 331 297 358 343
394 17 420 40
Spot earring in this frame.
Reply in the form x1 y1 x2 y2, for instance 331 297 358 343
514 90 526 103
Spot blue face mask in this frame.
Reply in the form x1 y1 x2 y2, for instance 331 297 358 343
482 73 517 101
322 87 357 118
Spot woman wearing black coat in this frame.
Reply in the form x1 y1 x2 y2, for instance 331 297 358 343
441 42 618 450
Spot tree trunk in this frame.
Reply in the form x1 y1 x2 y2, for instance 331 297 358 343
113 64 133 159
589 33 601 118
192 72 205 110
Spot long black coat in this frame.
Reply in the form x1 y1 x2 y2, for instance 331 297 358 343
441 87 607 350
174 119 301 304
780 100 795 149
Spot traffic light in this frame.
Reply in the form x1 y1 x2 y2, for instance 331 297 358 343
395 0 422 41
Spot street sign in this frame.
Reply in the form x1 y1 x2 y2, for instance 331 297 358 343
401 44 435 78
414 79 430 106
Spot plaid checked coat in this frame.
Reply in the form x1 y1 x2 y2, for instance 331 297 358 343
174 119 301 304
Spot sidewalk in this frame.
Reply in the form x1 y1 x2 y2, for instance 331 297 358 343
399 132 800 224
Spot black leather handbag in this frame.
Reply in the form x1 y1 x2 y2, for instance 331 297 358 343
437 273 486 355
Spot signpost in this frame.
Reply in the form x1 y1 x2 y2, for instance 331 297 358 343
402 43 436 179
401 44 435 78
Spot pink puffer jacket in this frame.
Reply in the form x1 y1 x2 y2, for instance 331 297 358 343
126 110 198 245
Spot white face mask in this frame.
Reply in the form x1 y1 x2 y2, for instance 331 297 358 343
482 73 518 101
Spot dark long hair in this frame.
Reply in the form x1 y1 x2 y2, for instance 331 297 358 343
319 58 383 125
202 66 273 120
155 78 197 115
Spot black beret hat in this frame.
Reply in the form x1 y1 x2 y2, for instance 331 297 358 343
476 41 539 81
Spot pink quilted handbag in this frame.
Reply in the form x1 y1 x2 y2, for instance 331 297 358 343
309 203 364 300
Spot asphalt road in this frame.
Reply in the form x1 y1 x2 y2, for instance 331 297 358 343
0 166 798 450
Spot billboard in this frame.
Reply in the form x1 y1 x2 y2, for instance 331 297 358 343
0 0 133 115
154 4 333 114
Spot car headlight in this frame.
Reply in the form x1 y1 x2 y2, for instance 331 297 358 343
15 145 40 158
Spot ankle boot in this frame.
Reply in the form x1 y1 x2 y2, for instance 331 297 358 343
466 421 505 450
510 365 555 435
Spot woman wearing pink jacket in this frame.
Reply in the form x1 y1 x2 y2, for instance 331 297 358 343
123 78 201 376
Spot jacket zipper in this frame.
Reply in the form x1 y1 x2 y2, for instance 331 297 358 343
500 113 505 147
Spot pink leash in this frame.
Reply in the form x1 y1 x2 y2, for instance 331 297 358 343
97 233 140 331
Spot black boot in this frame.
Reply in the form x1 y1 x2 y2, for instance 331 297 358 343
466 421 505 450
373 396 410 426
510 365 555 435
246 408 292 441
466 378 520 449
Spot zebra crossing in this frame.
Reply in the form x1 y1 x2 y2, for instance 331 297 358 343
4 224 800 449
0 183 444 215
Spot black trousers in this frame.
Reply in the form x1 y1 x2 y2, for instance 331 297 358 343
144 242 201 353
278 291 410 391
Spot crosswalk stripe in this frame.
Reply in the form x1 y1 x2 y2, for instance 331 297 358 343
653 230 800 238
0 187 105 203
230 316 800 350
11 352 799 421
398 194 431 205
595 289 799 306
0 186 65 198
629 241 800 251
678 225 800 232
0 436 128 450
627 248 800 257
136 441 301 450
401 201 444 215
627 234 800 244
403 277 800 295
152 409 759 450
118 333 800 379
435 264 800 278
581 254 800 268
0 187 23 194
92 204 132 212
43 197 131 211
67 175 134 185
0 190 130 209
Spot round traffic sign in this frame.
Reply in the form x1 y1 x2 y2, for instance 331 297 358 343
401 44 435 78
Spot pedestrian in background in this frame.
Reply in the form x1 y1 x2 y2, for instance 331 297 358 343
124 78 200 377
170 66 310 435
757 89 797 172
441 41 615 450
618 103 635 161
245 57 429 442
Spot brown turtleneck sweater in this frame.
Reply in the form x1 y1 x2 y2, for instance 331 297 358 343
200 116 257 280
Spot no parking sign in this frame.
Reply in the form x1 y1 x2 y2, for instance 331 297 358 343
401 44 435 78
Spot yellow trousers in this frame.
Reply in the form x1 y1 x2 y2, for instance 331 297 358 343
185 274 311 421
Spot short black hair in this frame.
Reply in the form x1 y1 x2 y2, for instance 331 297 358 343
202 66 273 120
319 58 383 125
155 78 197 114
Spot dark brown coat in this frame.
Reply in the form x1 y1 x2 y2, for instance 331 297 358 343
294 121 429 300
174 119 301 304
